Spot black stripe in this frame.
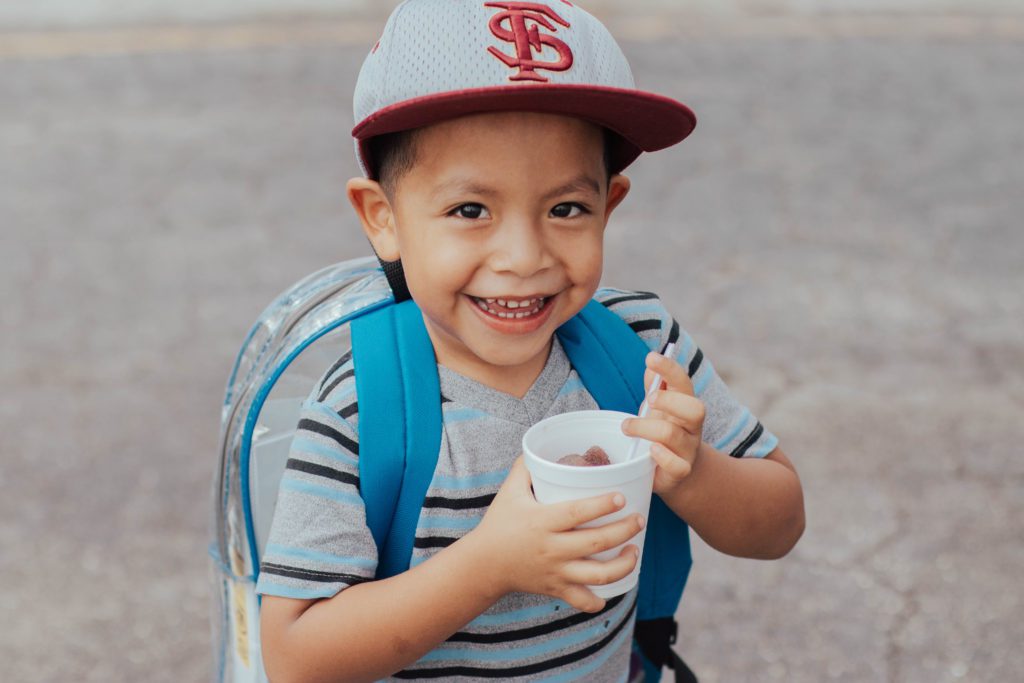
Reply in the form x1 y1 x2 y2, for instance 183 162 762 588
286 458 359 488
628 319 662 334
413 536 458 549
422 493 495 510
441 395 453 404
318 369 355 402
260 563 368 585
730 422 764 457
394 598 637 679
297 418 359 456
687 348 704 378
448 595 625 644
599 291 658 309
338 401 359 420
666 319 680 347
319 351 353 391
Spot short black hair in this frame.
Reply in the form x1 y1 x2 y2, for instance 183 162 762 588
368 125 618 200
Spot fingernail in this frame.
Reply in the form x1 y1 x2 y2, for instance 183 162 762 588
636 515 646 530
633 546 640 558
612 493 625 508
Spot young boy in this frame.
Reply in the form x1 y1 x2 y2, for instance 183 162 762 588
256 1 804 681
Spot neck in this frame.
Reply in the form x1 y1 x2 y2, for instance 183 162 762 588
433 338 553 399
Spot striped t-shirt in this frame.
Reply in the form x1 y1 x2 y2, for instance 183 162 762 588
256 288 778 681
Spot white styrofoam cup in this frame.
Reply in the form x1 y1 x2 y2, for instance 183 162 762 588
522 410 655 598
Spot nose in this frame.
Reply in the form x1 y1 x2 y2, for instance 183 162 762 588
489 217 552 278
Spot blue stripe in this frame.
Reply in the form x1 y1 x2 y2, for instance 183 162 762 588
693 360 714 395
469 599 567 628
534 621 633 682
265 544 376 569
713 408 751 451
442 407 490 424
417 515 481 531
420 598 631 663
558 376 586 396
290 436 358 467
255 580 338 600
308 400 355 429
280 478 363 506
675 332 693 364
431 469 509 490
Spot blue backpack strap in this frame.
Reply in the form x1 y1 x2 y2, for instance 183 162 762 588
556 300 649 412
351 299 442 579
557 300 694 683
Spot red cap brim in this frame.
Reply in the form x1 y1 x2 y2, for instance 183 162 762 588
352 84 696 179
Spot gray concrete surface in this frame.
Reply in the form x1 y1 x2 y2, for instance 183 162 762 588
3 0 1024 31
1 6 1021 682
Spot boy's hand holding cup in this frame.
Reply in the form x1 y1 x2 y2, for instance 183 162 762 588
522 410 657 600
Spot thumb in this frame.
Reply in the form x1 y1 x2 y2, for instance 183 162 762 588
494 455 533 500
505 455 531 488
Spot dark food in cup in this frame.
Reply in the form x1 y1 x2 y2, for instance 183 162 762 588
556 445 611 467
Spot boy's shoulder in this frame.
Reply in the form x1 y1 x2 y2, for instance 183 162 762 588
594 287 682 355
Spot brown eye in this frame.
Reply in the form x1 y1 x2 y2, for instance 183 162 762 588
452 203 488 219
551 203 585 218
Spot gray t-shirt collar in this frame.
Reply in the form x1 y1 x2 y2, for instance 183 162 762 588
437 337 572 426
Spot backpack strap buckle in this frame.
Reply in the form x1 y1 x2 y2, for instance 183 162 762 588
635 617 698 683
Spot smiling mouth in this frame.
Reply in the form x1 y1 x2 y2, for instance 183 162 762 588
469 295 550 319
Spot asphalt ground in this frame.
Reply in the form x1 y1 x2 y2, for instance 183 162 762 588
1 11 1021 683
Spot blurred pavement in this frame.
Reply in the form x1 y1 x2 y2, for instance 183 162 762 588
1 2 1022 681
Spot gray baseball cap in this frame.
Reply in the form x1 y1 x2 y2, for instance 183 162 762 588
352 0 697 179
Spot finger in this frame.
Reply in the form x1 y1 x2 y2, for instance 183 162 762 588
622 416 691 454
548 492 626 531
649 441 693 484
561 514 645 557
560 585 606 614
647 390 706 434
563 545 640 588
644 350 694 396
494 456 531 499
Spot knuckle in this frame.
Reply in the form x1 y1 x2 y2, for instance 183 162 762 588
658 422 677 442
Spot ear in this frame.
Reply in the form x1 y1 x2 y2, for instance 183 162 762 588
346 177 400 261
603 174 631 220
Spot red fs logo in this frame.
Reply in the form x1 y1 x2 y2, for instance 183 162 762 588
484 2 574 82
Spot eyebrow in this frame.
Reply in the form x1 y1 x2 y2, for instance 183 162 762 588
430 174 602 203
430 179 498 202
540 175 602 201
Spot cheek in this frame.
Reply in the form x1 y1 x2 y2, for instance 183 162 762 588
562 231 604 285
401 235 478 299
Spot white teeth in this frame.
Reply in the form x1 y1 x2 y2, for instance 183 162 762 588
472 295 548 318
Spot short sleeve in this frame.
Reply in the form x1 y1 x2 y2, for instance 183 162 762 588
255 351 379 600
596 288 779 458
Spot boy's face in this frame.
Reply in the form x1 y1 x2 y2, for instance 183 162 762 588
351 111 630 392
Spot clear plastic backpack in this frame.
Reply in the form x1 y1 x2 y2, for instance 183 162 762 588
208 256 391 683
